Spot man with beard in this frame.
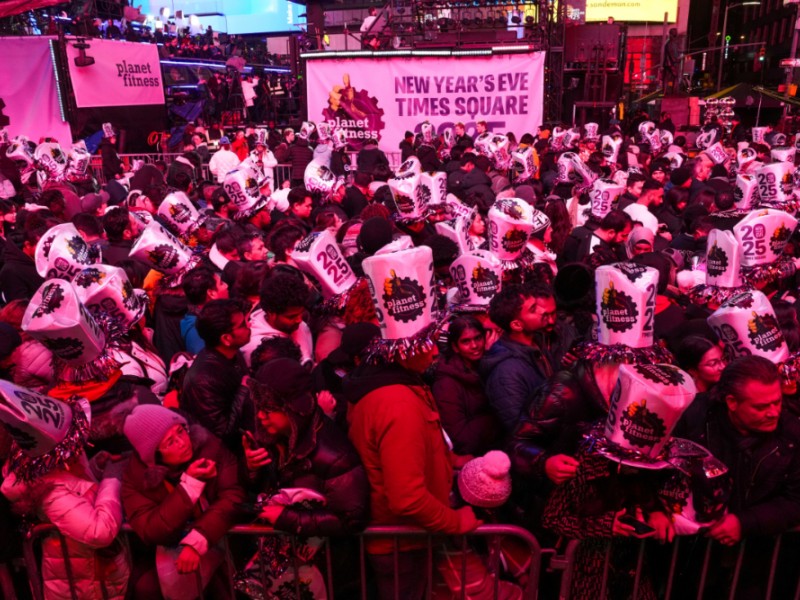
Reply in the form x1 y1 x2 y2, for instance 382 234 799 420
560 209 633 267
480 282 559 433
241 271 314 367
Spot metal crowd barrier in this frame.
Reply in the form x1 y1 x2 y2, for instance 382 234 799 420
22 523 544 600
548 533 800 600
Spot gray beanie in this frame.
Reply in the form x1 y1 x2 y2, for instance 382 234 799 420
123 405 187 467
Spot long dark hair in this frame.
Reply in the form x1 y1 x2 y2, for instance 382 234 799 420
675 335 717 372
446 316 486 358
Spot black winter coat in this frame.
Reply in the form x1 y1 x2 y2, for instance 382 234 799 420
0 237 43 302
688 405 800 537
288 138 314 182
152 290 188 364
508 360 608 486
356 144 389 175
99 139 122 180
431 355 502 456
181 347 252 451
249 385 369 536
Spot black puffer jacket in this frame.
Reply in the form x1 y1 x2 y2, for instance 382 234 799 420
181 347 251 451
356 142 389 176
251 359 369 535
288 138 314 182
0 237 43 303
689 404 800 537
99 138 122 180
508 360 608 486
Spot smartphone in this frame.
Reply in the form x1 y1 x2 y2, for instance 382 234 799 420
619 514 656 535
240 429 259 450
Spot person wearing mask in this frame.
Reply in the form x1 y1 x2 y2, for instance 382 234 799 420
432 316 502 456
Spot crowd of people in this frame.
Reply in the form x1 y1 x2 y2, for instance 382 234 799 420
1 108 800 600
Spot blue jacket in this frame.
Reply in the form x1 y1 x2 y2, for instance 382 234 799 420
180 312 204 355
479 336 552 433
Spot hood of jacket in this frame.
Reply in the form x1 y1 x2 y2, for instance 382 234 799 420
342 362 426 406
478 336 541 379
435 354 481 387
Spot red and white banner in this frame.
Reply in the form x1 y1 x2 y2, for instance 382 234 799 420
305 52 545 152
0 37 72 143
65 38 164 108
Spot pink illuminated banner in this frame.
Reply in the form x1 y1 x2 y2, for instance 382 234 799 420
0 37 72 143
305 52 545 152
65 38 165 108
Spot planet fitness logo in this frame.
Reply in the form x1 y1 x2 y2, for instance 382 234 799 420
382 270 426 323
706 242 729 278
620 400 667 448
471 265 499 299
322 73 385 151
501 229 528 254
770 224 791 255
148 244 180 270
33 282 66 318
74 268 105 289
600 281 637 333
747 312 784 352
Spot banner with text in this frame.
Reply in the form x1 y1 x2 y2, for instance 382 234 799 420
306 53 545 152
0 37 72 143
66 38 165 108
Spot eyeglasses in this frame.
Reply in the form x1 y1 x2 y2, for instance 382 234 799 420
160 425 188 451
699 358 726 369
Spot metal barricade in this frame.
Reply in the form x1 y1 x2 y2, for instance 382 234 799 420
548 533 800 600
23 523 544 600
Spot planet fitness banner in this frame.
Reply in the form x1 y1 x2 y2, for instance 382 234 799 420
66 38 165 108
305 53 545 152
0 37 72 143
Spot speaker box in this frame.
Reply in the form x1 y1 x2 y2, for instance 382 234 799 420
565 23 623 67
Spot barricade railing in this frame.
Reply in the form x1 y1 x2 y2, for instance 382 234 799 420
23 522 545 600
547 533 800 600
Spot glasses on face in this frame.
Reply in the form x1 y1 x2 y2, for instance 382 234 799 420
700 358 726 369
160 425 188 451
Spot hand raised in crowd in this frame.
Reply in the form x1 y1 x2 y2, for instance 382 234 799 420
185 458 217 481
707 513 742 546
176 545 201 573
243 442 272 472
316 390 337 417
647 511 675 544
544 454 579 484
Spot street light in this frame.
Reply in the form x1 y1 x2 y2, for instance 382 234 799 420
716 1 760 92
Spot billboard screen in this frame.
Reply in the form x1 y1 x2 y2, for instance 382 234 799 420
585 0 678 22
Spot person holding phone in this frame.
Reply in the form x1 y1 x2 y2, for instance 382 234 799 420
542 363 698 600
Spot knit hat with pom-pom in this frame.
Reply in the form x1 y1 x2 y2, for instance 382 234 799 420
458 451 512 508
